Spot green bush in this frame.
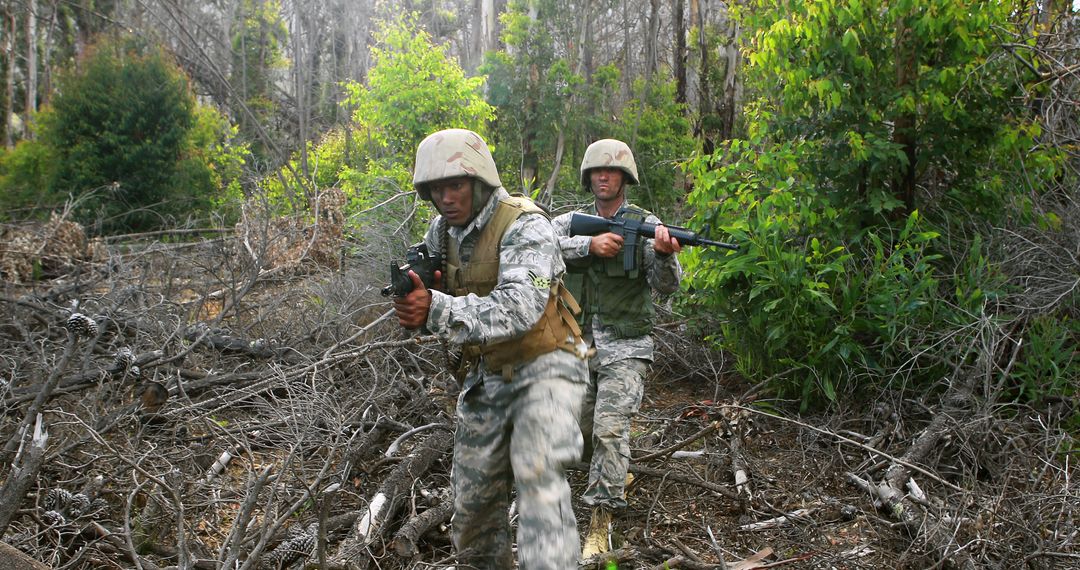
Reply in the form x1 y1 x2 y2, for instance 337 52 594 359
40 37 197 230
253 14 492 239
0 140 56 218
683 139 940 408
0 34 246 231
343 14 493 158
1012 315 1078 404
677 0 1072 410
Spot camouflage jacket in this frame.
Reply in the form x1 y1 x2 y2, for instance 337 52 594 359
425 188 579 385
551 201 682 366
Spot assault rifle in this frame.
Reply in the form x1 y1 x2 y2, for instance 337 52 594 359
381 243 443 297
569 211 738 272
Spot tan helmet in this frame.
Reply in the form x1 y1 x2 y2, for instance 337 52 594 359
580 138 639 187
413 129 502 200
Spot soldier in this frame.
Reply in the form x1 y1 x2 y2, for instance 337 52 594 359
392 128 590 570
551 139 683 557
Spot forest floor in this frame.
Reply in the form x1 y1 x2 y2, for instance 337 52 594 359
0 218 1076 570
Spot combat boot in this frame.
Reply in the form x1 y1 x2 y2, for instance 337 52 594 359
581 506 612 559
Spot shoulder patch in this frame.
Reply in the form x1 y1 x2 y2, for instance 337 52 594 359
527 270 551 289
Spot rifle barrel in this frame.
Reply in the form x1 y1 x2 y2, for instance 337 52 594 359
661 224 740 251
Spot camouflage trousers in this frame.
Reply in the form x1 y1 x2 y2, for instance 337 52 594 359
579 357 648 510
451 351 587 570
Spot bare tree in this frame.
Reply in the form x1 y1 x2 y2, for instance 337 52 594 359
716 4 740 141
4 5 14 148
674 0 686 104
23 0 35 133
645 0 660 80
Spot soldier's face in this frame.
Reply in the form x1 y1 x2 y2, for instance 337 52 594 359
589 168 625 205
429 177 474 226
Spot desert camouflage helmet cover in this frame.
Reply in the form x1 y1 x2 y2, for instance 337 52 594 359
413 129 503 200
580 138 639 186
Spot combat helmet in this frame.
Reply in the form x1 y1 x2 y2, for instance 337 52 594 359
580 138 639 188
413 129 502 201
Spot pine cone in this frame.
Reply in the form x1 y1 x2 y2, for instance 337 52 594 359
43 488 73 511
260 529 316 569
289 532 316 558
67 493 91 518
41 510 67 527
113 347 135 370
65 313 98 338
89 498 109 517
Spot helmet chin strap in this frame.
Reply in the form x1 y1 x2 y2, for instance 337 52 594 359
466 179 493 222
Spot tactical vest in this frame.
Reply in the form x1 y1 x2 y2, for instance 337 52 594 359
446 196 586 379
564 204 655 338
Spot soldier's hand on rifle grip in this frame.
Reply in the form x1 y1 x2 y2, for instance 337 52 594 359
653 224 682 256
393 270 441 329
588 232 625 258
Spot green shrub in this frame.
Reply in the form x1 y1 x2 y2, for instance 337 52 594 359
0 140 56 218
1012 315 1078 404
254 14 492 239
1 34 246 231
682 139 941 408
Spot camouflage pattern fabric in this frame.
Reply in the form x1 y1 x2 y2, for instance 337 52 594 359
451 353 586 570
577 357 647 509
552 202 682 508
551 204 681 367
427 188 572 356
424 187 589 569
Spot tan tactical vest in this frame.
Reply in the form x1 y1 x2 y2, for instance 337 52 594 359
446 196 586 379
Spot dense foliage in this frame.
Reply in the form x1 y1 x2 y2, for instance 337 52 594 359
482 0 693 213
250 15 494 240
0 36 245 232
682 0 1076 408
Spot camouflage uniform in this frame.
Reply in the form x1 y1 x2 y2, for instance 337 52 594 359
552 205 680 509
551 140 682 512
414 131 588 570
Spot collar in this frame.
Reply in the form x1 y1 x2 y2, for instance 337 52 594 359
592 197 628 218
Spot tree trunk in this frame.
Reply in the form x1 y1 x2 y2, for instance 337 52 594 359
892 10 917 214
645 0 660 81
24 0 37 134
674 0 687 104
716 6 741 141
622 0 631 99
538 127 565 208
0 414 48 537
519 0 540 194
39 0 57 106
576 0 593 80
292 5 309 179
692 0 716 154
480 0 497 69
4 8 14 148
468 0 483 73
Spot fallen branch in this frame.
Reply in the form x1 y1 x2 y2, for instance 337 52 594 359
635 421 719 462
570 461 740 500
331 430 453 566
737 508 815 532
391 500 453 558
